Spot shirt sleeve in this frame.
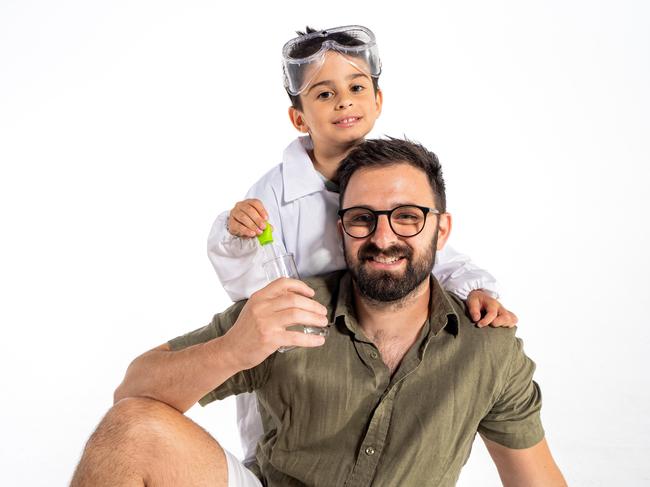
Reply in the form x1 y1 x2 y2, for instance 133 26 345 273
167 300 273 406
477 336 544 449
433 244 500 300
206 171 289 301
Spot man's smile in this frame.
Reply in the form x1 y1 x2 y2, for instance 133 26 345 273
365 255 407 270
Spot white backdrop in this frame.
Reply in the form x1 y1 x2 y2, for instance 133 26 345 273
1 1 649 485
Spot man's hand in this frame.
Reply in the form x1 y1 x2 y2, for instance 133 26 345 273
228 198 269 237
222 278 330 370
467 290 518 328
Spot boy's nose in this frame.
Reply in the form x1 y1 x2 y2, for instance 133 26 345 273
336 98 353 109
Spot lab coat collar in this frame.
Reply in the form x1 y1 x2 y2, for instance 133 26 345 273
282 136 326 203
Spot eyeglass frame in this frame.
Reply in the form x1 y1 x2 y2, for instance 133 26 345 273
337 204 441 239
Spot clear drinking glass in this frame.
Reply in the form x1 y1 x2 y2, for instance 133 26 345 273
262 253 329 352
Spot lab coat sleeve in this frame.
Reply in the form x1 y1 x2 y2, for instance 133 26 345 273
433 244 499 300
207 174 289 302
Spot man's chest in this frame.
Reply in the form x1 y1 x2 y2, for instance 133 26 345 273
258 333 499 447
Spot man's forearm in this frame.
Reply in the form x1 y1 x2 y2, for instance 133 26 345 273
482 436 567 487
113 337 241 413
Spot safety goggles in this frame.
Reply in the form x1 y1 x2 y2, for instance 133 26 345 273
282 25 382 96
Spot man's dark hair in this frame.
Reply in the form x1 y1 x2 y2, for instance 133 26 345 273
337 137 447 212
286 26 380 111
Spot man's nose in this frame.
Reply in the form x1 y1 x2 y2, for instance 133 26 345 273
370 215 398 247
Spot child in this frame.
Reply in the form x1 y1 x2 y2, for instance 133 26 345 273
207 25 517 464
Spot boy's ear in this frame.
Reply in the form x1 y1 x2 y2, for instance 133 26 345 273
374 88 383 115
288 106 309 133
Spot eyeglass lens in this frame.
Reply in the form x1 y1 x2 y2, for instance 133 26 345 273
342 206 426 238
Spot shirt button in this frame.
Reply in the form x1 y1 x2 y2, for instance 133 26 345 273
365 446 375 456
369 351 378 359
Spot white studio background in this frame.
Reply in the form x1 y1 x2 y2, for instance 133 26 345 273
1 1 648 485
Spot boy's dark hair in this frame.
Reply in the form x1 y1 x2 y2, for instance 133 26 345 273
337 137 447 212
286 26 380 111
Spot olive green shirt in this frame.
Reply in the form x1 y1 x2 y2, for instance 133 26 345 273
169 271 543 486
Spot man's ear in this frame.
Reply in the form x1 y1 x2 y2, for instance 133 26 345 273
435 213 452 250
288 106 309 133
337 219 346 242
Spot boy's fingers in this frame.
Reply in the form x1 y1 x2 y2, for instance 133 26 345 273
470 305 482 323
228 218 257 238
247 199 269 223
232 211 263 236
240 203 267 231
466 294 482 322
230 221 257 238
477 303 499 327
491 310 518 328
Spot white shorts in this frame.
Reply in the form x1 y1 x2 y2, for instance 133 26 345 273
224 448 263 487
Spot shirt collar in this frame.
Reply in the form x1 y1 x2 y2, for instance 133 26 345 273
333 272 459 340
282 136 327 202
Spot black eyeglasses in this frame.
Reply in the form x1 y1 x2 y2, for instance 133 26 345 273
338 205 440 239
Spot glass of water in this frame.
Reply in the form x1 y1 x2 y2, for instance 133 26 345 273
262 253 329 352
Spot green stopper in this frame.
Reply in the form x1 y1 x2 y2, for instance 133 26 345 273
257 223 273 246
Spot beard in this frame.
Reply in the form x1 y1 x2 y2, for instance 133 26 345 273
345 237 437 303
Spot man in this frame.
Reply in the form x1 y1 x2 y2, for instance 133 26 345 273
71 138 566 486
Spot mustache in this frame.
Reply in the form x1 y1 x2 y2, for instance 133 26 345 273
358 242 413 261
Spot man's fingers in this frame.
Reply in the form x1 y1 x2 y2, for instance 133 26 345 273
271 292 328 316
274 308 330 329
262 277 316 299
281 328 328 349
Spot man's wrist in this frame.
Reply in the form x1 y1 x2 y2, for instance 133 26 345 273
204 334 245 379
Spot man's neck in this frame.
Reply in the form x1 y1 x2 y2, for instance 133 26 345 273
309 138 361 181
353 279 431 374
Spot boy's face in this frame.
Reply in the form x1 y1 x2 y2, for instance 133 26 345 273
289 51 383 150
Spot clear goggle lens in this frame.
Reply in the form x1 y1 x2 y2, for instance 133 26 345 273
282 26 381 95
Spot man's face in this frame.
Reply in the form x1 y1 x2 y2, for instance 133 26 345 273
289 51 383 149
340 163 451 303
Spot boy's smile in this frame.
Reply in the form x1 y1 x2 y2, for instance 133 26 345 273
289 51 382 151
333 114 363 128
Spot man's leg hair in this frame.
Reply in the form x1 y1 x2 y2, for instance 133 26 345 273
70 397 228 487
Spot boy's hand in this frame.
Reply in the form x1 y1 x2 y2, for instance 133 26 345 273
467 290 518 328
222 278 329 370
228 198 269 238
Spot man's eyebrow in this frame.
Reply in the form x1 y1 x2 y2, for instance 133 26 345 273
348 202 422 210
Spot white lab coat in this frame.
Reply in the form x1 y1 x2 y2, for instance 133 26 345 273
207 136 499 462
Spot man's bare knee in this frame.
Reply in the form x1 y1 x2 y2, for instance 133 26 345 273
72 397 228 487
